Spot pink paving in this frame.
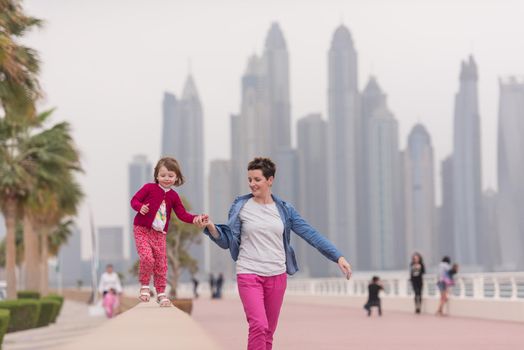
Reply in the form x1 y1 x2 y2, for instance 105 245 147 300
192 296 524 350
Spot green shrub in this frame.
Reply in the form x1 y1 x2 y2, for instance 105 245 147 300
17 291 40 300
35 300 60 328
0 300 40 332
43 294 64 323
0 309 10 348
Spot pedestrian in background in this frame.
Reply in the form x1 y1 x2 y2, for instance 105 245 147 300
364 276 383 317
410 252 425 314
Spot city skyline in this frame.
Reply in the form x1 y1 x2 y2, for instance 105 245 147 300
21 0 524 259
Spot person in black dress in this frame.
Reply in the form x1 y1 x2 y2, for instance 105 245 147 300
410 252 426 314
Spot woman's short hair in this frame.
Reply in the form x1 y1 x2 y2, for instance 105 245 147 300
154 157 185 186
247 157 276 179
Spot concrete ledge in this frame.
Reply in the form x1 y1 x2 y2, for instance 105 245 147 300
56 301 223 350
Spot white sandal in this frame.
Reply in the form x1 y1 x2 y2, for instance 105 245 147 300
157 293 171 307
138 286 150 302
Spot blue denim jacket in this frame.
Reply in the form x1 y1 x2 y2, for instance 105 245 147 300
204 193 344 275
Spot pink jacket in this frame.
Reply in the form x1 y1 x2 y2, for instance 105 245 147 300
131 183 196 232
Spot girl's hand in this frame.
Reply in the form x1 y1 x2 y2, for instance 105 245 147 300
338 257 352 280
193 214 209 228
140 203 149 215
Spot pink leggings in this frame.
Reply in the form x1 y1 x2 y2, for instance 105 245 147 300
237 273 287 350
134 225 167 293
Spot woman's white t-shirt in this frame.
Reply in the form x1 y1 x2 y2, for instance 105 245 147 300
236 198 286 276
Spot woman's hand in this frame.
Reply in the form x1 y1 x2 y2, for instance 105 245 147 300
205 218 220 239
337 256 352 280
139 203 149 215
193 214 209 228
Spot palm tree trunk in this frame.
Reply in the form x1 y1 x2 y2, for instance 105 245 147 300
39 227 49 296
5 198 18 299
23 214 40 292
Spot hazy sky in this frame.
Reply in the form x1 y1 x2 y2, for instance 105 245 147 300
23 0 523 257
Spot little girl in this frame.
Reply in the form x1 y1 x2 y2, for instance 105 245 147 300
131 156 206 307
102 288 119 318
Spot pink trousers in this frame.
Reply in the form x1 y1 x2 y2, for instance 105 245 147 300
237 273 287 350
102 293 119 318
134 225 167 293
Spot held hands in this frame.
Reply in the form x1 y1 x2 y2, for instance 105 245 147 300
140 203 149 215
193 214 209 228
202 217 220 239
338 256 352 280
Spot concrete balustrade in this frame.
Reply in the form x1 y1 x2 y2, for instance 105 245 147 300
55 301 222 350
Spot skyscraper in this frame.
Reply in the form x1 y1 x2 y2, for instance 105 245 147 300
439 156 455 260
57 226 85 287
232 55 270 195
404 124 436 265
175 75 205 213
365 80 402 270
296 114 330 277
161 76 204 212
273 149 298 206
161 92 177 157
327 25 359 268
359 77 382 269
160 75 205 268
98 226 126 274
452 56 482 267
264 22 291 158
128 155 151 264
497 76 524 270
480 189 499 271
208 160 235 280
231 23 293 199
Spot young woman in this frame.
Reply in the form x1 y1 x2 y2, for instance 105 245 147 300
409 252 425 314
204 157 352 349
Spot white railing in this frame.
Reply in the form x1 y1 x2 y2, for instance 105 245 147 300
282 271 524 301
175 271 524 301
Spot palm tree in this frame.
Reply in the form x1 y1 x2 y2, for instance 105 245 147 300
48 219 75 257
0 0 42 115
23 115 82 294
0 0 42 299
35 175 83 295
0 110 81 298
0 114 35 298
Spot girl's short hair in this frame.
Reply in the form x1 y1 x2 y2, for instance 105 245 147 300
154 157 185 186
247 157 276 179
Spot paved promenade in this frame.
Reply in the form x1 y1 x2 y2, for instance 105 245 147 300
3 294 522 349
192 295 524 350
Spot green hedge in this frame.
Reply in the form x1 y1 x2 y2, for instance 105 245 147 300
36 300 60 328
0 300 40 332
17 291 41 300
43 295 64 323
0 309 10 348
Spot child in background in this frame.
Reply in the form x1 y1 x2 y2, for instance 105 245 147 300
364 276 384 316
102 288 119 318
131 157 207 307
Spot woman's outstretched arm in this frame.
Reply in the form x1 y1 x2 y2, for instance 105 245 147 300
288 203 352 279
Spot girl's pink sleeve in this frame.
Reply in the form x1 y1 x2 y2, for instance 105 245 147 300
172 192 197 224
131 184 148 212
